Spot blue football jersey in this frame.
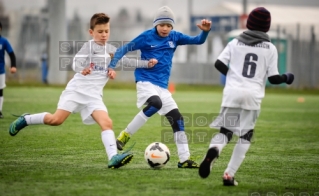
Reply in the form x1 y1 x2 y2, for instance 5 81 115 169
109 28 209 88
0 36 14 74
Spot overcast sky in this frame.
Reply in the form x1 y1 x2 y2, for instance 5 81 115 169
2 0 319 21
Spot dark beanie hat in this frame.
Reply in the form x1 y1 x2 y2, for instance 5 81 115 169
246 7 271 32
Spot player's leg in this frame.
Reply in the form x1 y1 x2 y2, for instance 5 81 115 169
164 108 198 168
0 73 6 118
117 95 162 150
199 107 235 178
0 88 3 118
223 109 258 186
9 90 79 136
9 109 71 136
159 89 198 168
91 110 133 169
116 82 161 150
199 127 234 178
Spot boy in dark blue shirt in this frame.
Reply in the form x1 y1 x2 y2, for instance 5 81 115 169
0 22 17 118
109 6 211 168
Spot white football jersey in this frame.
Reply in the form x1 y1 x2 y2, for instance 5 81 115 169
67 40 149 99
66 40 116 99
218 38 279 110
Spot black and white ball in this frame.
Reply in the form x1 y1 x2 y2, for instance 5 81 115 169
144 142 170 169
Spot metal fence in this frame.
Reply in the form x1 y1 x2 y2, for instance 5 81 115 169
287 24 319 88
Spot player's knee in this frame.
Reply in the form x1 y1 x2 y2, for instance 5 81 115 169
220 127 233 143
43 113 64 126
240 129 254 142
49 117 64 126
165 109 184 133
147 96 162 109
143 96 162 117
99 118 113 130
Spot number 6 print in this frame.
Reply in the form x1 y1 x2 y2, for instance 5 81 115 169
242 53 258 78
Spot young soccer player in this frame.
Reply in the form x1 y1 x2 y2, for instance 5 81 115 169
108 6 212 168
0 21 17 118
9 13 157 169
198 7 294 185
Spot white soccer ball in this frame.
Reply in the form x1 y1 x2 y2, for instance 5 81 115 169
144 142 170 169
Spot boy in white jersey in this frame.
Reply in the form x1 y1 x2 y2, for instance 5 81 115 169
198 7 294 185
8 13 157 169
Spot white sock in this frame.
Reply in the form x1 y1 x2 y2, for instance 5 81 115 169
209 133 229 155
101 130 118 160
0 96 3 111
174 131 190 163
25 112 48 125
224 138 251 177
125 110 149 136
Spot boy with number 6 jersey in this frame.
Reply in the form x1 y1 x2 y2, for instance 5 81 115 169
198 7 294 185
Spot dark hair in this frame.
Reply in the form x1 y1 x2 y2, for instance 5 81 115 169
90 13 110 30
0 22 2 29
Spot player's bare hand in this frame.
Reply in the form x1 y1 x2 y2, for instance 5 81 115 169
10 67 17 74
81 67 91 76
197 19 211 32
108 68 116 79
148 58 158 68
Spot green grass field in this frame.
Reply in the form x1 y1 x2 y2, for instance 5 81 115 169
1 86 319 196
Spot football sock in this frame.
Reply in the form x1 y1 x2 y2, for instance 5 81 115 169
125 110 149 136
0 96 3 111
209 133 229 155
101 130 117 160
174 131 190 163
224 138 251 177
24 112 48 125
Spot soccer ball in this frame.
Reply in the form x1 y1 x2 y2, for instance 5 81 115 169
144 142 170 169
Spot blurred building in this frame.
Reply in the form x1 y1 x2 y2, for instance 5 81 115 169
0 1 10 37
170 2 319 88
3 1 319 88
4 1 85 82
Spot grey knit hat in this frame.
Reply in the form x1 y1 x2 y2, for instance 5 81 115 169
153 6 175 28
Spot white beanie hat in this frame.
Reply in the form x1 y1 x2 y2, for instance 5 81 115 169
153 6 175 28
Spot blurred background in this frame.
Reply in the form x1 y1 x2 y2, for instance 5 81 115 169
1 0 319 89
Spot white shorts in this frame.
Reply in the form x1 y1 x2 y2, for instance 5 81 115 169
209 107 260 136
0 74 6 89
136 81 178 115
57 90 107 125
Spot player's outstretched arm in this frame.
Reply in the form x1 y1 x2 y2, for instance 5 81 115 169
119 57 157 69
176 19 211 45
268 73 294 85
109 34 145 69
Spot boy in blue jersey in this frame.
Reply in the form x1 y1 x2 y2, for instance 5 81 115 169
109 6 211 168
0 22 17 118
